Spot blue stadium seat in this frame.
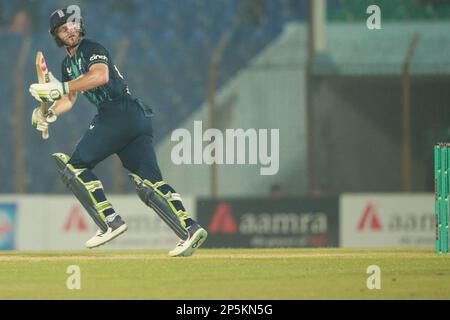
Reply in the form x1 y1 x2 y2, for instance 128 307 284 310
1 0 305 193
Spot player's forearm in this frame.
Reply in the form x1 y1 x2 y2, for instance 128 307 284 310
51 99 72 116
51 92 76 116
67 68 108 92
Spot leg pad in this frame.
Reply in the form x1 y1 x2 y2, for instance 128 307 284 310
129 173 189 240
53 153 109 232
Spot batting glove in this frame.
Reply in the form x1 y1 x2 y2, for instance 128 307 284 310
31 106 57 131
29 72 69 102
45 107 58 123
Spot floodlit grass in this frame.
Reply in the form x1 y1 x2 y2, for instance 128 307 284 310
0 248 449 299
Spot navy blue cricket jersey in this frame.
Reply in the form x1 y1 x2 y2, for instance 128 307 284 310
61 38 130 106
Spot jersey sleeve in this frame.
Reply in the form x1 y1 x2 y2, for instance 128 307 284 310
83 41 110 69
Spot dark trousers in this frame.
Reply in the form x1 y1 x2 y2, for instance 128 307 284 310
68 96 162 183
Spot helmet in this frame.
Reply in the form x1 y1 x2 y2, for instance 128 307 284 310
49 6 86 47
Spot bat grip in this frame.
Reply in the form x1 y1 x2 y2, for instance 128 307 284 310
40 101 50 140
40 101 49 115
42 128 49 140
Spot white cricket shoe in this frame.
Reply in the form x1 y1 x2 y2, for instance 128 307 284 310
85 215 128 249
169 224 208 257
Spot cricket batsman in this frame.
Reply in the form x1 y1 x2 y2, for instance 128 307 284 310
28 6 208 257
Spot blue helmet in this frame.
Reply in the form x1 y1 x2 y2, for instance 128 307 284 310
49 6 86 47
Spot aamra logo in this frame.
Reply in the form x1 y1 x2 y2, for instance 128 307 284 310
209 202 237 234
0 204 16 250
357 202 382 231
64 205 88 232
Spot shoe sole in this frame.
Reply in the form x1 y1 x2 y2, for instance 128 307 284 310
86 224 128 249
169 228 208 257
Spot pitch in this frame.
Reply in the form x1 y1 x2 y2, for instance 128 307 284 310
0 248 449 299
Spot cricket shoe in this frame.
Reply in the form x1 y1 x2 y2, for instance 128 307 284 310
169 223 208 257
85 214 128 249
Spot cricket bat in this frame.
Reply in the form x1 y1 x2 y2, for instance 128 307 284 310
35 51 51 140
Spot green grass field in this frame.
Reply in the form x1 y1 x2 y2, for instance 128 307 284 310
0 248 449 299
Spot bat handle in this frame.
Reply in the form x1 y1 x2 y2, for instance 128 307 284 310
40 102 48 115
42 128 49 140
39 101 49 140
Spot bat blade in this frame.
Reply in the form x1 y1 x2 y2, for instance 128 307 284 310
35 51 50 139
35 52 49 82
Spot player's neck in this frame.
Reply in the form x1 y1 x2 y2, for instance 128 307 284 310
66 38 83 58
67 47 75 57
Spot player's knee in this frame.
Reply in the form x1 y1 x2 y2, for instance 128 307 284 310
68 150 99 170
130 167 162 184
120 161 135 175
53 152 90 187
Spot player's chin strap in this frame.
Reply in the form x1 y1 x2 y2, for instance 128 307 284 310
129 173 189 240
53 153 109 232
